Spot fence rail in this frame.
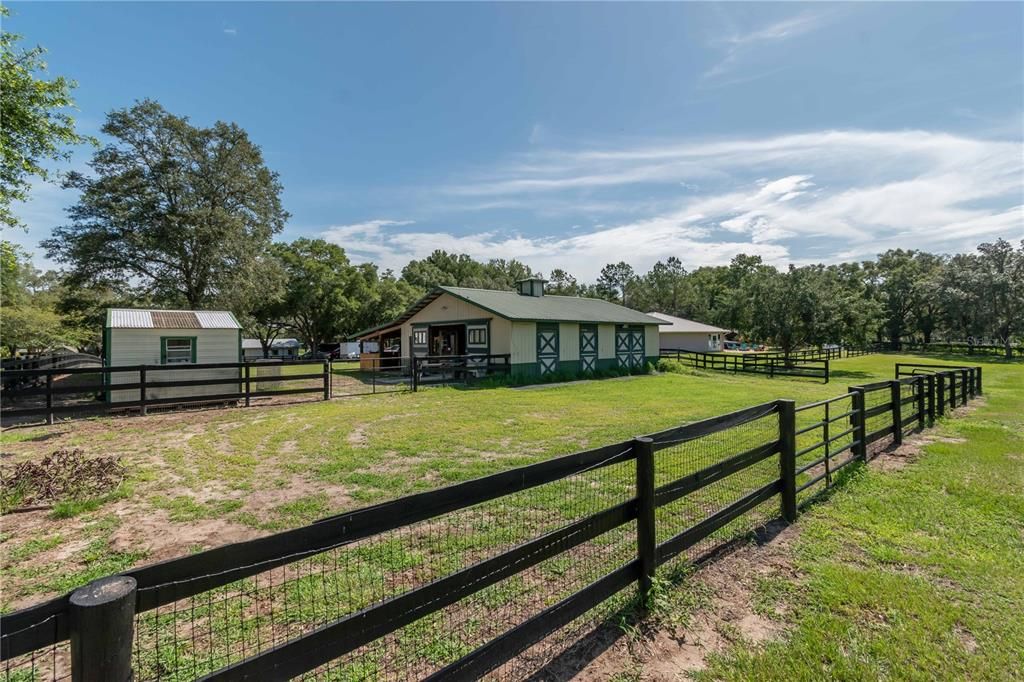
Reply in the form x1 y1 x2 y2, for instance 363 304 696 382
411 353 513 391
1 359 330 425
660 348 830 383
0 362 983 681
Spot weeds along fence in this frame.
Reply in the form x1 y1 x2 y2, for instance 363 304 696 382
0 363 983 682
660 349 831 383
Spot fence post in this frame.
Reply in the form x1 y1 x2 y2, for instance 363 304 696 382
960 369 968 405
412 356 419 392
633 436 656 603
244 363 251 407
890 380 903 446
778 399 797 523
947 371 956 409
824 359 830 384
45 372 54 425
70 575 136 682
968 368 976 399
916 376 926 430
849 387 867 461
926 374 935 425
323 360 330 401
139 366 147 417
976 366 983 395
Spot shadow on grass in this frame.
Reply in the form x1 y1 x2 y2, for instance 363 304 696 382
525 519 792 680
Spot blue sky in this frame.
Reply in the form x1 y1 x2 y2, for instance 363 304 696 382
6 2 1023 280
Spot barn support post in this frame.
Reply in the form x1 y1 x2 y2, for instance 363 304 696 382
139 366 147 417
778 399 797 523
849 387 867 462
70 575 136 682
890 380 903 446
45 372 54 425
633 436 656 603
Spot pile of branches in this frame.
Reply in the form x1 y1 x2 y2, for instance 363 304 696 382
0 449 125 513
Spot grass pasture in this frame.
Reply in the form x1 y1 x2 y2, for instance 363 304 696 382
1 353 1021 680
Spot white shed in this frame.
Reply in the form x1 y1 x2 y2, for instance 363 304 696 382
104 308 242 403
647 312 730 352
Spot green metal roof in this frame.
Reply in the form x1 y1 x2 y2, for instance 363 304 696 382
441 287 667 325
351 286 666 339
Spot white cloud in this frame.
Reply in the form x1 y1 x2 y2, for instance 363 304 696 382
703 10 833 82
223 27 238 36
321 127 1023 280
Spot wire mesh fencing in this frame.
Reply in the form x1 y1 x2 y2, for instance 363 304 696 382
1 365 984 682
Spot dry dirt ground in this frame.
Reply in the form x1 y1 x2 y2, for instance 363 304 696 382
558 432 942 681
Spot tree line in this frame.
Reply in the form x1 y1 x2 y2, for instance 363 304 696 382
2 18 1022 359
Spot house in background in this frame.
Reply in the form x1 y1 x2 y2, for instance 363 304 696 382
241 338 300 361
104 308 241 402
354 278 666 377
647 312 730 352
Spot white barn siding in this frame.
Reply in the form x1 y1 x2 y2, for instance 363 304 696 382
645 326 660 357
510 322 537 365
109 328 240 403
558 323 579 363
660 331 717 352
597 324 616 360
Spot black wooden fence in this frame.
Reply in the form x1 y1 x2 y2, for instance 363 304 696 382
411 354 513 391
660 348 831 383
1 360 330 425
0 363 982 682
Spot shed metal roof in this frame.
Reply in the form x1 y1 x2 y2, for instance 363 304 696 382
107 309 241 330
646 312 730 334
352 286 666 338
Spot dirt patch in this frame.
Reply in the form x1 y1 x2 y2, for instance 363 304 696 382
870 438 924 472
954 624 979 654
109 513 260 560
569 522 800 679
346 424 369 447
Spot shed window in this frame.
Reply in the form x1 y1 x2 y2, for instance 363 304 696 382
164 338 194 364
468 328 487 345
413 329 427 345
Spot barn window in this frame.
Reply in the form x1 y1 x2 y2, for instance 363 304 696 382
467 327 487 345
413 329 427 345
163 338 195 364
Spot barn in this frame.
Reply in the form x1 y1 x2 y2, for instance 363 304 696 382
354 278 665 377
647 312 729 352
104 308 242 403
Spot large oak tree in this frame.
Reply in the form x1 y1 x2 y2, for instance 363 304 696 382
43 100 287 309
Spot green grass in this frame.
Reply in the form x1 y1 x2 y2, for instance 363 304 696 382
1 352 1020 680
691 356 1024 680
